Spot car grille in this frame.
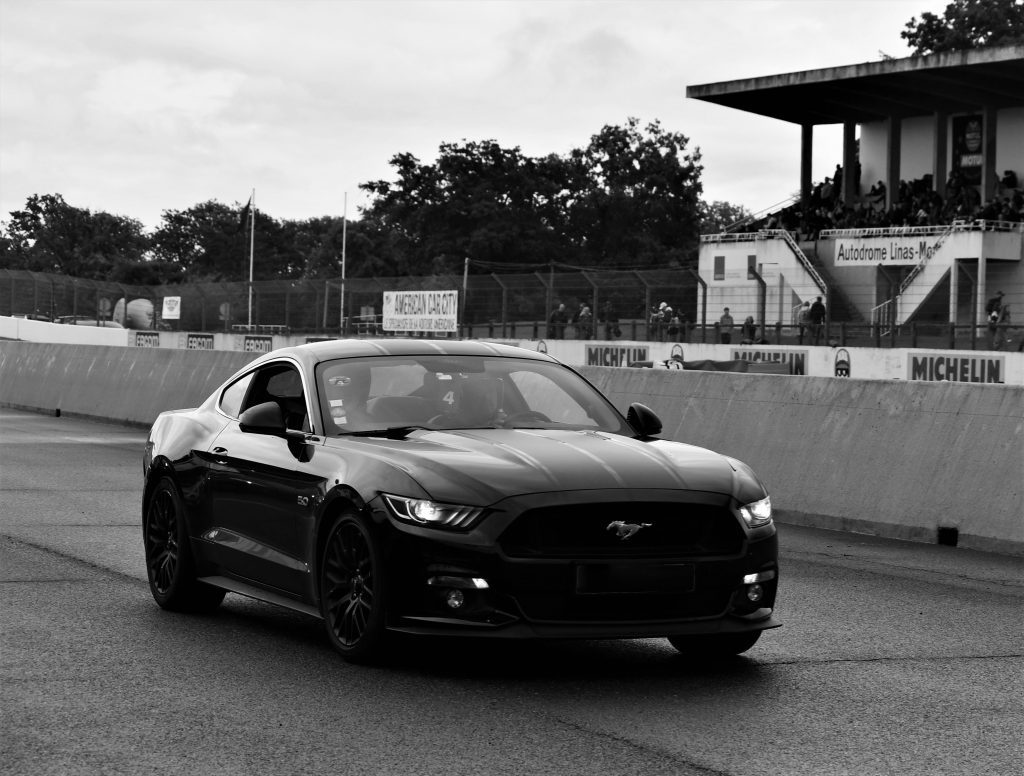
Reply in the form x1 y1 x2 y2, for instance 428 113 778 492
512 589 730 622
498 501 746 559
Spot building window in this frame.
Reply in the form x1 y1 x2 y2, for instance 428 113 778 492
747 255 757 279
714 256 725 280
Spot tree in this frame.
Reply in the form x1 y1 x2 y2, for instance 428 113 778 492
360 119 705 272
902 0 1024 54
361 141 576 274
570 118 704 267
699 200 753 235
1 193 150 278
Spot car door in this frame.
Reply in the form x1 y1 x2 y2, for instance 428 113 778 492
201 360 320 595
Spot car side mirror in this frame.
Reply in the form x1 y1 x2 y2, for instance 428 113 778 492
239 401 288 435
626 402 662 437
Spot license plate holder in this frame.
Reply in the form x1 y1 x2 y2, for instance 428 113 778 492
575 562 695 594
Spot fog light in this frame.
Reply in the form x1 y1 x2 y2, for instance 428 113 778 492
445 589 465 610
746 583 764 603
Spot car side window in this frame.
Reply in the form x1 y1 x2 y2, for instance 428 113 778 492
242 363 310 432
219 373 255 418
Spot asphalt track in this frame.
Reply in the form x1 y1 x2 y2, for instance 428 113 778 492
1 408 1022 776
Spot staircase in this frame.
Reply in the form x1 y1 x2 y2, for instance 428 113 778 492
897 225 956 323
799 241 865 324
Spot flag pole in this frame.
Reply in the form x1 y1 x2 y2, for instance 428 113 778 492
340 192 347 336
247 188 255 330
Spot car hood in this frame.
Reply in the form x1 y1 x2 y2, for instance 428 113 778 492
326 429 741 505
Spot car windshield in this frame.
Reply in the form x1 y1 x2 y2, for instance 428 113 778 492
314 354 632 437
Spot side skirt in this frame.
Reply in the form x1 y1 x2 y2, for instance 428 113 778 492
199 575 322 619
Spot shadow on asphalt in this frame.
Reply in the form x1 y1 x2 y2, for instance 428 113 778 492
145 591 770 684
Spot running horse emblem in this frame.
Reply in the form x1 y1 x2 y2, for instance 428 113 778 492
606 520 653 540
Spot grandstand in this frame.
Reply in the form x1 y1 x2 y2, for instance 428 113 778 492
688 45 1024 333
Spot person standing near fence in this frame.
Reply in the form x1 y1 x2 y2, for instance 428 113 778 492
809 296 826 345
548 303 568 339
719 307 734 344
601 300 619 340
797 301 811 344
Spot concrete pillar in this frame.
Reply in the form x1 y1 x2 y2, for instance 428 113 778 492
886 117 902 209
983 105 998 201
977 255 987 325
949 259 959 324
933 111 948 198
842 122 858 202
801 124 813 211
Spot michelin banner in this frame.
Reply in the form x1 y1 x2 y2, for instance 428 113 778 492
382 290 458 333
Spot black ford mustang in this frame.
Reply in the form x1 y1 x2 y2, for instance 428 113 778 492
142 339 779 661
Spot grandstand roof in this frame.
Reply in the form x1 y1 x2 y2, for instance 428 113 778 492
687 45 1024 125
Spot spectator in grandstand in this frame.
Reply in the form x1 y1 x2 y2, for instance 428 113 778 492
548 303 568 340
868 180 886 205
809 297 826 345
797 301 811 344
1000 170 1018 193
718 308 735 344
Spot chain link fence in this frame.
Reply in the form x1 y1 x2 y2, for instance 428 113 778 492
2 268 1020 351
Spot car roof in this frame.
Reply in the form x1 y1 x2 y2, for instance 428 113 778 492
246 338 558 373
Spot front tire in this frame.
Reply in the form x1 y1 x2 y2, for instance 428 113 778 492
144 476 225 612
667 630 762 657
319 511 388 662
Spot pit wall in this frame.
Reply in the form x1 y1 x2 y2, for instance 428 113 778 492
3 316 1023 384
1 340 1020 556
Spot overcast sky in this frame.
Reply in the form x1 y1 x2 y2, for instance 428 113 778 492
0 0 950 231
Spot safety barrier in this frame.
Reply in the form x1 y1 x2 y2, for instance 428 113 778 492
1 341 1020 556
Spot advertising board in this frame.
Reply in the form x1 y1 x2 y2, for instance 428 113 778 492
382 290 458 333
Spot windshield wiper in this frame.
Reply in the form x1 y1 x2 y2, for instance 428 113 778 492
342 425 427 439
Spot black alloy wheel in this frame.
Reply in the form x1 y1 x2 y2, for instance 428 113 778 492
320 512 387 662
144 476 225 612
667 630 762 658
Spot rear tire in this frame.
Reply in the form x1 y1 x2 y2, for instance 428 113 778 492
667 630 762 657
144 476 225 612
319 511 388 662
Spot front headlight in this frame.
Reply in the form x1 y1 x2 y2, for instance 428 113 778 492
382 494 484 530
738 496 772 528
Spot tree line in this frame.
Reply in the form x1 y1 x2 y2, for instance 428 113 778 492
1 119 750 285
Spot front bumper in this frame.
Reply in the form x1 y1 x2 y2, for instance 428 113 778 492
373 489 780 640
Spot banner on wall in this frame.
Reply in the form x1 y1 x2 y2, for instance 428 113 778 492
184 333 214 350
908 353 1003 383
952 114 983 186
161 296 181 321
834 234 945 265
242 335 273 353
731 348 807 375
382 290 458 333
585 344 649 366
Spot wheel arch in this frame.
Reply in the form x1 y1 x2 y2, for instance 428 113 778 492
312 485 376 606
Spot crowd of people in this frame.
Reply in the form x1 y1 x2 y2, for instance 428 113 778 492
740 166 1023 241
547 300 621 341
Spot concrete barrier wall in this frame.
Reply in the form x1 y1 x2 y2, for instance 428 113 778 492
580 366 1023 555
0 342 256 426
2 341 1020 555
